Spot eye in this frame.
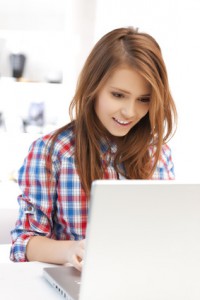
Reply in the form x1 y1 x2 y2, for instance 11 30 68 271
138 97 150 103
111 92 125 99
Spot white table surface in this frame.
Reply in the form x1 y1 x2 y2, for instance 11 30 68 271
0 261 62 299
0 244 12 263
0 244 62 299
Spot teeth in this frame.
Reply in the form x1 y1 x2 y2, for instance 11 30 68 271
114 118 130 125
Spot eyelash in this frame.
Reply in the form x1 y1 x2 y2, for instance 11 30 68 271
138 97 150 103
111 92 124 98
111 92 150 103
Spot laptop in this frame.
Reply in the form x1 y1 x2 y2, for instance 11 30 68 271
43 180 200 300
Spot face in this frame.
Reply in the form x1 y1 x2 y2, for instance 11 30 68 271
95 65 151 137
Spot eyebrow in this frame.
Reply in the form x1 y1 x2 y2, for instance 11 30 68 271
110 87 151 97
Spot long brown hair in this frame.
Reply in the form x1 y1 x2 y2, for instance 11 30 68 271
48 27 177 195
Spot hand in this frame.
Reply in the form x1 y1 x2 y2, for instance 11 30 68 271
66 239 85 271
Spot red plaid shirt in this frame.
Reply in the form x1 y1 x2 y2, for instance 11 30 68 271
10 126 175 262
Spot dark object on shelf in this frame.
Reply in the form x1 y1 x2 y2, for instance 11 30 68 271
9 53 26 79
22 102 45 133
28 102 44 127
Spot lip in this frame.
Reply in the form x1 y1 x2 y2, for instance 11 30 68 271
113 117 132 126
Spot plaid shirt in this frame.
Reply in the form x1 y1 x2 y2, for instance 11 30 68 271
10 126 175 262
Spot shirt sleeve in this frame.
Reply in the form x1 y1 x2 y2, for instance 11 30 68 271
10 136 59 262
152 144 175 180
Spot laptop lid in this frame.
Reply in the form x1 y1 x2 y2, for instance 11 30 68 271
44 180 200 300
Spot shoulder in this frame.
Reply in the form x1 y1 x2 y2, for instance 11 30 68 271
149 143 172 163
50 125 75 159
151 144 175 180
158 144 173 165
29 124 75 160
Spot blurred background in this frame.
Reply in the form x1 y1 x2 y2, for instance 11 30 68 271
0 0 199 199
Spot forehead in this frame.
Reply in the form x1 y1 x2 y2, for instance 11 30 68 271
104 65 151 95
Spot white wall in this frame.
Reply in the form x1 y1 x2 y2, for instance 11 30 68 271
63 0 97 99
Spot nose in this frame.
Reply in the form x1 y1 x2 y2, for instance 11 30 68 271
121 100 137 119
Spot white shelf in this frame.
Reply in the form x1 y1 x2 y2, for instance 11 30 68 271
0 81 70 132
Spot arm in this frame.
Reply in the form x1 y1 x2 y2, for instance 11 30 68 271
26 236 85 271
10 135 85 271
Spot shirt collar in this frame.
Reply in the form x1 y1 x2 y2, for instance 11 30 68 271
100 138 118 155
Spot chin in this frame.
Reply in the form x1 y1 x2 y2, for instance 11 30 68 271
109 130 130 137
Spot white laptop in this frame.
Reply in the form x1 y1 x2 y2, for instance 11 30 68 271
43 180 200 300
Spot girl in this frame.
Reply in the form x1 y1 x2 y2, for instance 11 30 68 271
10 27 177 271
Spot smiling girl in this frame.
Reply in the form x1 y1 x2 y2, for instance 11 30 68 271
10 27 177 271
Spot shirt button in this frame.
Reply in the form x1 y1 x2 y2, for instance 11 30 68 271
24 205 35 214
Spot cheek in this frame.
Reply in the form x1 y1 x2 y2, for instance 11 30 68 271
95 96 114 117
139 105 150 118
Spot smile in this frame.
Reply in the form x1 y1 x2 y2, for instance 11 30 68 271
113 117 132 126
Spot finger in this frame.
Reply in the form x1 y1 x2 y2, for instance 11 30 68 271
72 255 83 272
77 248 85 261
